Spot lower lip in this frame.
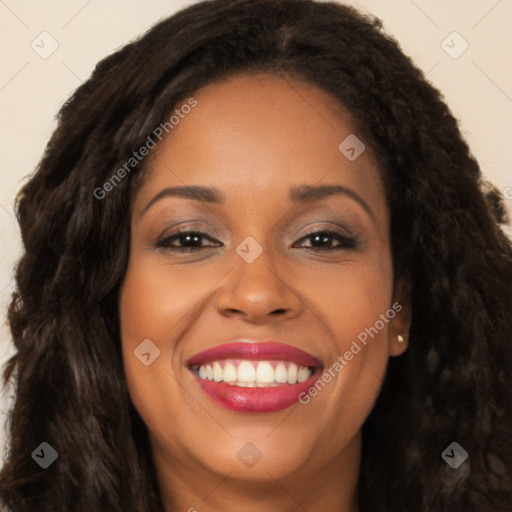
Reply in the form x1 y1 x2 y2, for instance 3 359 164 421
193 370 322 413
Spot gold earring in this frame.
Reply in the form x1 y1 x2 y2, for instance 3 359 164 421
398 334 405 343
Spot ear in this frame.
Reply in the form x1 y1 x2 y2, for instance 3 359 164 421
387 277 411 357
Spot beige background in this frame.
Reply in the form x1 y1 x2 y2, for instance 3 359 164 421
1 0 511 460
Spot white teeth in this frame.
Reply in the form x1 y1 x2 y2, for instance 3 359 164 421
223 362 237 382
256 362 274 383
297 366 309 383
275 362 288 383
213 362 223 382
237 361 256 383
195 360 314 386
287 363 298 384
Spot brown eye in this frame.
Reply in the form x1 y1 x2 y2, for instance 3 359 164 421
156 231 221 251
294 230 357 250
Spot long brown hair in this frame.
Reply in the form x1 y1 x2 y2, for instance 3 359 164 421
1 1 511 510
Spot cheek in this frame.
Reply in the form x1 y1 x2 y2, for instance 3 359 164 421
119 257 224 348
118 260 178 425
298 254 393 433
302 248 393 349
118 257 223 431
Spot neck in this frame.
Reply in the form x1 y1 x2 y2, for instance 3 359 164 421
153 432 361 512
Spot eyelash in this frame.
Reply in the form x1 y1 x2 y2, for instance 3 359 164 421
155 228 357 252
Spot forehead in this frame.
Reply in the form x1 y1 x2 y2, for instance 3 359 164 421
135 73 386 220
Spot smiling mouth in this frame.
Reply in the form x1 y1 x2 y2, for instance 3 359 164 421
190 359 320 387
186 341 324 413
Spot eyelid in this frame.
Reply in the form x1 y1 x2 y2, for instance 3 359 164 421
296 221 354 238
157 221 353 242
154 230 219 251
157 221 223 240
293 227 357 249
155 224 358 253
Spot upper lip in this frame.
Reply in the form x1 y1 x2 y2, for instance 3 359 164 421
187 339 323 368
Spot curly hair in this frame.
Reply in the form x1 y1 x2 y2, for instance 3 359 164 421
1 0 511 510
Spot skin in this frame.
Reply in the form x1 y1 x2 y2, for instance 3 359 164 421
120 73 411 512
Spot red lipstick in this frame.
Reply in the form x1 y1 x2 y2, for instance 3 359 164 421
187 341 323 413
187 341 321 367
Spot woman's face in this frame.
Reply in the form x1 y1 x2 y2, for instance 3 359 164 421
120 73 409 487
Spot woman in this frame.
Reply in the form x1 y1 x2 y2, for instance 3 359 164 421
1 0 511 511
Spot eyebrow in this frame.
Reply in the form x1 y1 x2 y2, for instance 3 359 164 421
289 184 375 221
140 183 375 222
140 185 225 217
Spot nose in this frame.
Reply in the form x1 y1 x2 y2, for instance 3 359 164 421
216 247 303 324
